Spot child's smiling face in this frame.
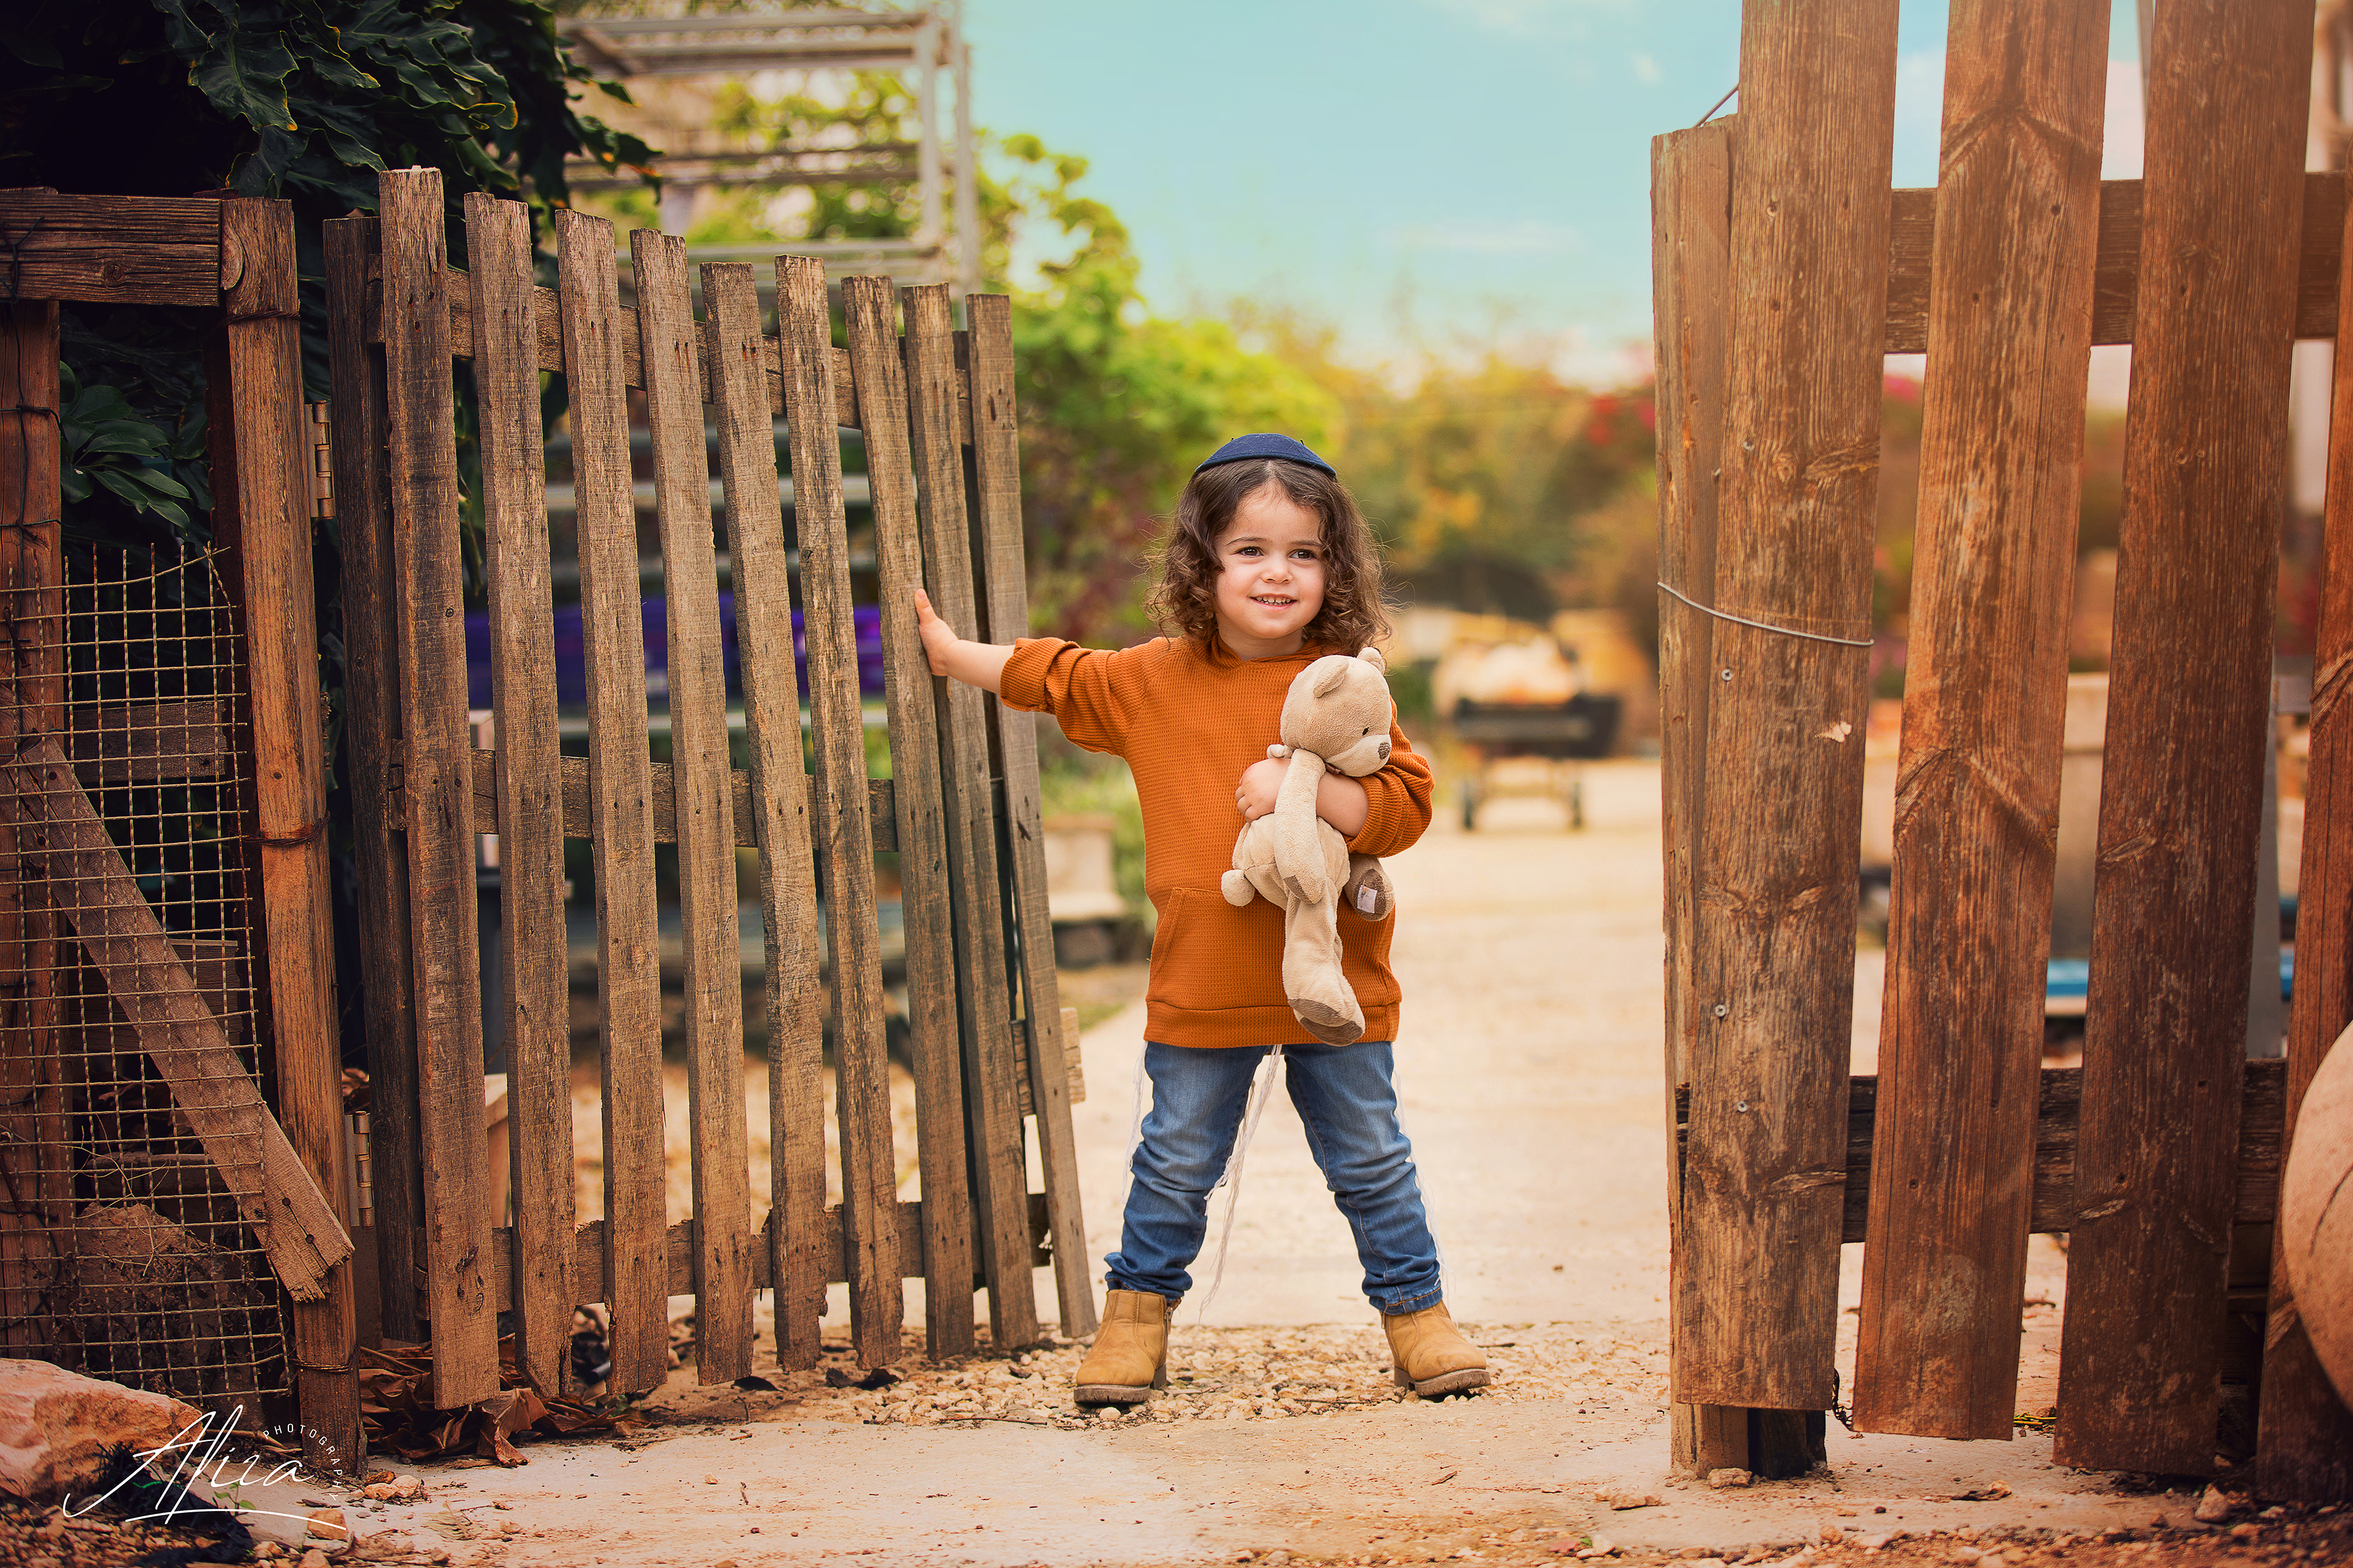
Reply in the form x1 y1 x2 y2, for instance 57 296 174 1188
1211 485 1328 659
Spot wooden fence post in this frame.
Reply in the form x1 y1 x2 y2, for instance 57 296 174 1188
2256 163 2353 1503
2053 0 2313 1477
1652 118 1739 1474
1679 0 1899 1422
0 297 69 1354
1851 0 2108 1441
216 196 360 1469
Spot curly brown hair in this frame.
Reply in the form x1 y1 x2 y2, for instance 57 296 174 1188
1146 457 1394 654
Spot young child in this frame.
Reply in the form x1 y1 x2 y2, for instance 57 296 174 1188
913 432 1488 1406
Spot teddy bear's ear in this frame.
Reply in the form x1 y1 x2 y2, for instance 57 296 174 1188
1358 647 1386 674
1312 659 1350 697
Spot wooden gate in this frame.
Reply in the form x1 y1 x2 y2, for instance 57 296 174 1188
327 167 1094 1411
1655 0 2350 1497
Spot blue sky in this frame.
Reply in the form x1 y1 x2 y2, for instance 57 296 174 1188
963 1 2149 378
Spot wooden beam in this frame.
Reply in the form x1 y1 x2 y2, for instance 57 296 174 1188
218 194 361 1473
62 702 229 783
1854 0 2108 1443
460 749 898 854
0 741 352 1295
1651 118 1739 1475
1675 1058 2286 1243
2257 158 2353 1501
1882 170 2346 352
2055 0 2313 1478
0 194 223 307
1679 0 1898 1414
469 1194 1060 1315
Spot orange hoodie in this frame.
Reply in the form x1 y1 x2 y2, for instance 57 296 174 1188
1000 634 1435 1048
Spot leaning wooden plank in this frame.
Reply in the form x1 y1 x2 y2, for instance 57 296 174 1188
221 195 361 1469
1679 3 1899 1414
2054 0 2313 1478
847 276 974 1359
1853 0 2108 1443
0 298 69 1356
463 192 576 1399
2257 158 2353 1503
964 294 1096 1338
0 741 351 1294
904 284 1031 1353
1010 1008 1087 1118
1649 121 1737 1473
553 206 670 1397
323 216 424 1346
782 259 902 1367
704 261 829 1372
633 229 754 1385
376 167 499 1406
463 749 900 853
63 702 229 783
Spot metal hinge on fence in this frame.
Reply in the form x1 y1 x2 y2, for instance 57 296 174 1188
307 401 333 519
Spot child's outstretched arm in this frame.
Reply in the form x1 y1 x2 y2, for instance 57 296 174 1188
914 589 1012 694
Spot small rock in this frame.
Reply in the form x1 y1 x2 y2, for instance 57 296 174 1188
1818 1526 1846 1546
300 1552 329 1568
307 1507 350 1542
2230 1522 2260 1540
1706 1468 1753 1489
1856 1531 1903 1552
0 1358 206 1501
2195 1485 2235 1524
1595 1489 1663 1510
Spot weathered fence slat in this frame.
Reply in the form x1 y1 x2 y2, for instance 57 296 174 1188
552 206 669 1396
378 167 499 1405
2256 159 2353 1501
2053 0 2313 1477
462 193 576 1397
1852 0 2108 1442
964 293 1096 1339
846 276 975 1359
781 258 903 1367
632 230 754 1385
323 216 424 1346
1679 2 1899 1414
904 286 1036 1352
1650 119 1737 1472
703 261 830 1374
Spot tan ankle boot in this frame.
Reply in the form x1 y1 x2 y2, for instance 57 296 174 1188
1073 1289 1171 1406
1382 1302 1490 1397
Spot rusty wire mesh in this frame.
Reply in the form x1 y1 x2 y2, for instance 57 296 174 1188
0 538 288 1412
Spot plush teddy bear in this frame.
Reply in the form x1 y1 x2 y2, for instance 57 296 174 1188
1221 647 1400 1045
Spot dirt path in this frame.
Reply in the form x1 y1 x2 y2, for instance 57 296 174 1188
161 761 2331 1567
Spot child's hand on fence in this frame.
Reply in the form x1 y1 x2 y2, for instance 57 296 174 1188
914 588 957 677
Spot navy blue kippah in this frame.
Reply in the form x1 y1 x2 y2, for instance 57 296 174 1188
1194 432 1336 478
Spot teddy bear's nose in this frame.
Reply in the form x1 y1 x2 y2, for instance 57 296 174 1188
1376 739 1391 761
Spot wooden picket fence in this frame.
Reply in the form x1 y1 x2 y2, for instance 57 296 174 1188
1654 0 2349 1498
327 167 1096 1413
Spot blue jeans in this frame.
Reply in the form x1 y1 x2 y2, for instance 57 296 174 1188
1103 1040 1443 1315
